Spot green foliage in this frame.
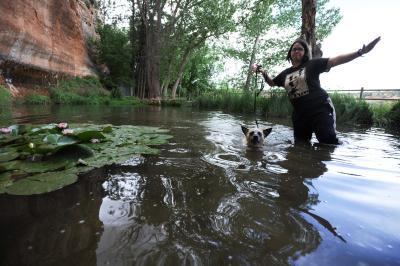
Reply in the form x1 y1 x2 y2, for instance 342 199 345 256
23 95 51 105
329 92 373 125
180 46 218 98
0 123 172 195
95 24 133 89
0 85 12 105
370 102 395 127
218 0 341 87
387 101 400 129
261 89 292 118
50 76 109 104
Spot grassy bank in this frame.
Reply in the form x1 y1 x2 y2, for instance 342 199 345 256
193 89 400 129
1 77 144 107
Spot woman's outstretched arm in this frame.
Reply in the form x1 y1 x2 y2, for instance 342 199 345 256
327 36 381 68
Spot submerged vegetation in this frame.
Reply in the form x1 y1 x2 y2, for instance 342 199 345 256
0 123 172 195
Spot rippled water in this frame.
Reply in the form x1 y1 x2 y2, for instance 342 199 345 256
1 105 400 265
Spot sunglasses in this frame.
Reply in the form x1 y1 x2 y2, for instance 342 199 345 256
291 47 304 52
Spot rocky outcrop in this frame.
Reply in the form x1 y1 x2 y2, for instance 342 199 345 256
0 0 99 90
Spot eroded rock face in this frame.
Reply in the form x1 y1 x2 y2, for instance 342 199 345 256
0 0 99 88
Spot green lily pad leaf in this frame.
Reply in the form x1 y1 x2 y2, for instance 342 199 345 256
0 148 19 162
35 144 60 154
19 159 71 173
44 134 62 144
139 134 173 145
0 160 21 173
30 124 58 134
44 134 78 146
76 131 105 142
0 172 13 193
5 172 78 195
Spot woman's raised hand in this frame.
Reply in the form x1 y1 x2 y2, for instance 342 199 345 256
360 36 381 55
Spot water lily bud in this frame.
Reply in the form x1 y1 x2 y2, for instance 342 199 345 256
58 122 68 129
0 127 11 134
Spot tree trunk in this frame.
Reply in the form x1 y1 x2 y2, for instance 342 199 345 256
171 51 191 99
301 0 322 58
244 34 260 91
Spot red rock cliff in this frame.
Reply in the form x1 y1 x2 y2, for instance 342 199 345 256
0 0 99 90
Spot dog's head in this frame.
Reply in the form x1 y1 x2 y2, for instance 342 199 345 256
241 125 272 147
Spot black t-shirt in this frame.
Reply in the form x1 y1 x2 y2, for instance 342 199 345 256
273 58 330 114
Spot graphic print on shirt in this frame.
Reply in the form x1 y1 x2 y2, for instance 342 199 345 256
284 67 309 99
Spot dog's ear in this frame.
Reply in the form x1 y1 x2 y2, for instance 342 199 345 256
241 125 249 135
263 127 272 138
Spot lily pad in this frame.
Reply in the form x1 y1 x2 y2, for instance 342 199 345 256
4 172 78 195
0 123 172 195
0 148 19 162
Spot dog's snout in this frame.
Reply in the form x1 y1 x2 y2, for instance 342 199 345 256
251 134 260 143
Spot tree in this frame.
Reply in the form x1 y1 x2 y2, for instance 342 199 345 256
129 0 236 100
218 0 341 90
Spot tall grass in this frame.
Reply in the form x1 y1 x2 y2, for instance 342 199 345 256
194 89 384 126
260 89 292 118
369 102 395 127
0 85 12 105
329 92 373 125
194 89 255 112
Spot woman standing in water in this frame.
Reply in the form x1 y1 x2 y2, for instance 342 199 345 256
253 37 380 144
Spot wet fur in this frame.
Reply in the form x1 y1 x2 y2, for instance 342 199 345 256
241 126 272 148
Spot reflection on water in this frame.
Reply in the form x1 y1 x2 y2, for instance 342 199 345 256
1 106 400 265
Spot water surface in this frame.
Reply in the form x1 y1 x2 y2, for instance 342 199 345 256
0 105 399 265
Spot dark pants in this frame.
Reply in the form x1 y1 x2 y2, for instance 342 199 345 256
292 98 339 145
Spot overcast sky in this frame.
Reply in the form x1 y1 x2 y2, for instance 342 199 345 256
320 0 399 90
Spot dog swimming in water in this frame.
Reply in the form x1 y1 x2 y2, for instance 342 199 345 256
241 125 272 148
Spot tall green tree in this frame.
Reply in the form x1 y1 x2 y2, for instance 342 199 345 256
129 0 237 99
220 0 341 90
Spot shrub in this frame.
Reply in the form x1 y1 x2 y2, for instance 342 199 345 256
50 76 109 104
387 101 400 129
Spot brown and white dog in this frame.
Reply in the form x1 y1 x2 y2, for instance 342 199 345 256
241 125 272 148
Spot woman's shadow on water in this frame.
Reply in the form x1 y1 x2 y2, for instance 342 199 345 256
279 142 346 242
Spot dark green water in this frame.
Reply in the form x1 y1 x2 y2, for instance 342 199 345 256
1 105 399 265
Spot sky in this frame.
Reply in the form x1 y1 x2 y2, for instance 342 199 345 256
319 0 399 90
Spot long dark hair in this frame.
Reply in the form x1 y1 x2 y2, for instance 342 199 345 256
286 38 310 65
